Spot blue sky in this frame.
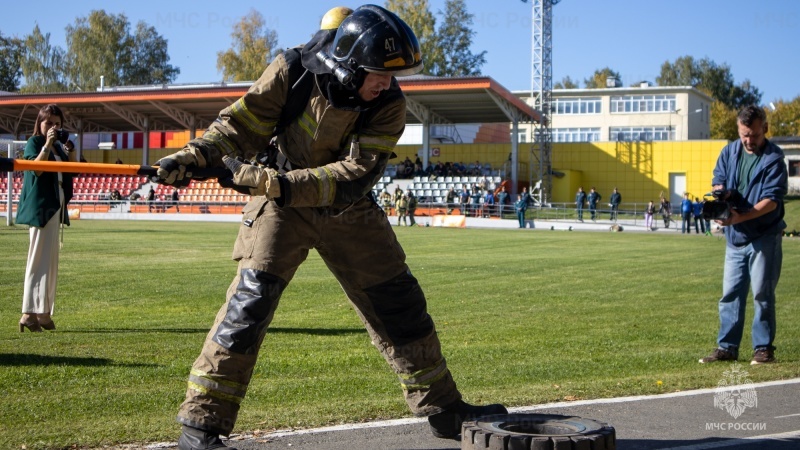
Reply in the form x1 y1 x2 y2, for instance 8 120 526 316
2 0 798 103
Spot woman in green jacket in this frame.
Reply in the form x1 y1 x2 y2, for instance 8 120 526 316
16 104 75 332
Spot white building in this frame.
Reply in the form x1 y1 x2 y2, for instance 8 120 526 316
399 84 714 145
771 137 800 194
514 84 714 143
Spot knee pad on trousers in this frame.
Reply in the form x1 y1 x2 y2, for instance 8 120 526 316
212 268 286 355
363 271 434 347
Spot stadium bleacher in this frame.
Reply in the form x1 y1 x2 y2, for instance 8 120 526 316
0 172 22 202
404 175 503 203
154 180 249 204
71 174 149 201
2 163 506 215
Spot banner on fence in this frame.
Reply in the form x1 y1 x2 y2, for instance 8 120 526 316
431 214 465 228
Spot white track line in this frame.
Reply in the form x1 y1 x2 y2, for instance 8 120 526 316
147 377 800 448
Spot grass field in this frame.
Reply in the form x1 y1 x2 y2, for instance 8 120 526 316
1 216 799 449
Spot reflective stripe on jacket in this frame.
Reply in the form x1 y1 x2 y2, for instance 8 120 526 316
186 52 406 208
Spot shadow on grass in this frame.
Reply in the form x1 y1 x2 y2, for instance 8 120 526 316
60 327 210 334
74 228 178 234
268 327 366 336
0 353 156 367
58 326 366 336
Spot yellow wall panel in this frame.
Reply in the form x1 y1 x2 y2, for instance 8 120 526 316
78 136 730 205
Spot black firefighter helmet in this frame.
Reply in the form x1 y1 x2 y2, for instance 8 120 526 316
316 4 423 88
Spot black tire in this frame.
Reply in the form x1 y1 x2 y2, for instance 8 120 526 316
461 413 616 450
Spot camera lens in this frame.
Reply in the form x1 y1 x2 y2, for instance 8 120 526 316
56 129 69 144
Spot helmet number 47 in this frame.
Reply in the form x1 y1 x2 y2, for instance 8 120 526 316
385 37 396 51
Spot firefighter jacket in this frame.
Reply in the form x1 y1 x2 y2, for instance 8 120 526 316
184 52 406 209
379 191 393 207
396 196 409 212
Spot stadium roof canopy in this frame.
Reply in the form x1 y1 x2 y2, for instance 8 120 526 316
0 76 539 137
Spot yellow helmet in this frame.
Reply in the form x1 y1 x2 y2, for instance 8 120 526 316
320 6 353 30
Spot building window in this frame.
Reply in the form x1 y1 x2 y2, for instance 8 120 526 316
610 94 676 114
610 126 673 141
789 160 800 177
554 127 601 142
553 97 602 115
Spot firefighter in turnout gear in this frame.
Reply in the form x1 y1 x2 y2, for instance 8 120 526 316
379 188 393 216
153 5 506 449
396 192 409 226
407 191 418 226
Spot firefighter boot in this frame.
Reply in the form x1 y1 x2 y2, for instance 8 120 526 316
177 425 236 450
428 399 508 439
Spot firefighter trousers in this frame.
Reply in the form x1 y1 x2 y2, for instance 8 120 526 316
177 197 461 436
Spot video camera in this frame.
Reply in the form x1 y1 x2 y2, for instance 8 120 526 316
702 189 732 221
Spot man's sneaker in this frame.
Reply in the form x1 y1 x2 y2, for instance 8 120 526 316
699 348 737 363
751 347 776 365
428 399 508 439
177 426 235 450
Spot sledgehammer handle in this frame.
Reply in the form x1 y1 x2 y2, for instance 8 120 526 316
0 157 231 179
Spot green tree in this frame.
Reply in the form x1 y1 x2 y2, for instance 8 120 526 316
64 10 178 91
65 11 133 90
433 0 486 76
709 100 739 141
385 0 440 75
128 22 180 85
656 55 694 86
217 9 280 82
767 96 800 137
729 79 761 110
0 33 22 92
554 75 579 89
656 56 761 109
19 25 67 93
584 67 620 89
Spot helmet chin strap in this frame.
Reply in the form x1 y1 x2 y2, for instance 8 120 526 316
350 69 367 91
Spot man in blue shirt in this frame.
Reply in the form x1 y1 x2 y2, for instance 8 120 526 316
521 186 532 207
514 194 528 228
587 187 601 221
609 187 621 221
484 189 495 217
680 193 693 234
700 106 787 365
496 186 509 216
692 197 705 234
575 187 586 222
459 187 471 216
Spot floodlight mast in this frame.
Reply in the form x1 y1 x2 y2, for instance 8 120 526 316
521 0 559 206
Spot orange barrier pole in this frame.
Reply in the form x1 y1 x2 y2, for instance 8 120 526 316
0 157 230 179
13 160 144 175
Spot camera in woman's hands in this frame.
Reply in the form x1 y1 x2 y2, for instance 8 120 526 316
56 129 70 144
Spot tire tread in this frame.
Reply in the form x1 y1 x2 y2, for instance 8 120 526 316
460 414 616 450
